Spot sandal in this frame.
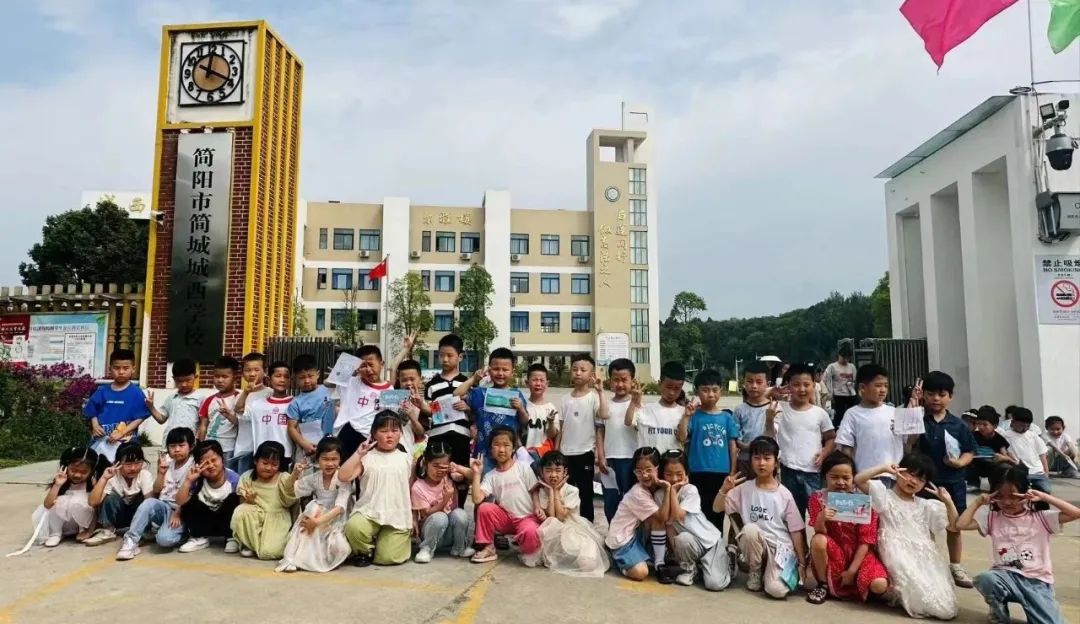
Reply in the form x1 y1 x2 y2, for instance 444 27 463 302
806 586 828 605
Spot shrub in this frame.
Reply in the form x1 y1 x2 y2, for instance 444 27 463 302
0 362 96 462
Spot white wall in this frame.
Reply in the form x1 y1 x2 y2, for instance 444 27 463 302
483 190 512 350
381 196 412 355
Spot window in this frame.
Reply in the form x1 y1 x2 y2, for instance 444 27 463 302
358 270 378 291
460 232 480 254
421 230 431 252
332 228 354 250
629 168 646 195
358 310 378 329
436 231 455 252
510 272 529 294
541 312 560 333
630 231 648 265
541 234 560 256
317 268 327 290
570 235 590 258
315 309 325 331
540 273 560 294
359 229 381 251
511 311 529 333
571 274 590 295
331 269 353 290
330 309 349 330
510 233 529 255
434 311 454 332
631 347 650 364
571 312 591 333
630 199 646 226
630 269 648 304
420 270 431 291
631 308 649 342
318 228 328 249
434 271 455 292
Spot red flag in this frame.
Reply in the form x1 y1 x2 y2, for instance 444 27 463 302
901 0 1018 67
368 256 388 280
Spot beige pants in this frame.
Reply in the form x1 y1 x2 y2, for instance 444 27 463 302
737 524 791 598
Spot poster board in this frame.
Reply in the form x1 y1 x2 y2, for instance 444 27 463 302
1035 255 1080 325
1 313 108 377
596 332 630 366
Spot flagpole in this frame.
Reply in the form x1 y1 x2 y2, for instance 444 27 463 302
1027 0 1036 87
380 254 388 367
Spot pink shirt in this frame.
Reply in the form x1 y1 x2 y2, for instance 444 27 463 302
975 507 1061 584
410 477 457 515
725 481 805 549
605 484 660 550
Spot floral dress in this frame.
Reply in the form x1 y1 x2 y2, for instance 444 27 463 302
808 490 888 601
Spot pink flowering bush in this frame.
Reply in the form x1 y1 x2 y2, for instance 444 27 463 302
0 362 96 462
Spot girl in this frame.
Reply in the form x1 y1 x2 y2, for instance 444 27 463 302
31 446 100 547
230 441 298 560
86 442 153 546
411 441 474 563
806 451 889 605
715 436 806 599
604 447 672 581
278 436 352 573
528 451 608 578
855 453 958 620
469 426 541 564
658 450 729 590
340 410 414 566
177 440 241 553
954 465 1079 624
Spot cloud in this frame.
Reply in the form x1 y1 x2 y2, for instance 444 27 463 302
544 0 639 40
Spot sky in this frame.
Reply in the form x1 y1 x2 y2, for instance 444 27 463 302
2 0 1080 319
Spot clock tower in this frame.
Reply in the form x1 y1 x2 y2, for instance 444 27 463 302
143 21 303 386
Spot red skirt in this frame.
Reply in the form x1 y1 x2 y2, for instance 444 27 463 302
823 536 889 601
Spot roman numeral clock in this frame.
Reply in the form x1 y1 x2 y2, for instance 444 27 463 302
178 40 245 106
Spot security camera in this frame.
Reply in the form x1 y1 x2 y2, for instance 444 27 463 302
1046 131 1076 170
150 210 166 226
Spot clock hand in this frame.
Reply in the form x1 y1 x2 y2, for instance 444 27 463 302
206 58 230 81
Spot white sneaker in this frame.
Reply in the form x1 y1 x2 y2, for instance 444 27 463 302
414 548 434 564
282 564 297 573
224 538 240 554
178 537 209 553
951 563 975 588
746 570 764 592
43 535 62 548
454 547 476 559
240 548 255 558
675 571 695 586
84 528 117 546
116 537 140 561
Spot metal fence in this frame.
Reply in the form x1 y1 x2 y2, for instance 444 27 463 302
852 338 929 406
266 336 337 390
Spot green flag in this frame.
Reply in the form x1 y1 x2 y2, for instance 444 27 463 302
1049 0 1080 53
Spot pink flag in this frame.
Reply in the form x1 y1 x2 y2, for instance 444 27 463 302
901 0 1019 67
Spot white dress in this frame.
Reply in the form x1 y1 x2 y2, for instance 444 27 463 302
527 484 609 578
868 480 957 620
277 472 352 573
31 489 95 541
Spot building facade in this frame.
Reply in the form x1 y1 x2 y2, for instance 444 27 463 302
300 105 661 379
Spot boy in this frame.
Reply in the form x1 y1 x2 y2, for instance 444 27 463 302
625 361 686 453
1044 415 1078 478
764 363 834 520
247 361 294 469
231 352 270 474
733 361 771 477
333 345 394 459
394 358 430 458
824 344 857 427
197 356 241 462
835 364 904 478
912 370 977 588
1001 407 1051 493
424 334 473 482
147 358 203 445
84 349 150 463
678 368 740 531
967 406 1014 491
287 354 335 462
556 353 608 523
522 363 559 457
453 347 528 472
116 427 195 560
597 358 638 523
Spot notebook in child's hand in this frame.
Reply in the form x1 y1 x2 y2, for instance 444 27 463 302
826 492 873 524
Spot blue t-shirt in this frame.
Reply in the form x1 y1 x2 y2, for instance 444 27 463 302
918 411 977 483
687 409 740 474
83 383 150 439
287 385 336 441
468 387 526 454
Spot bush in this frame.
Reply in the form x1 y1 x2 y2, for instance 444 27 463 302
0 362 96 462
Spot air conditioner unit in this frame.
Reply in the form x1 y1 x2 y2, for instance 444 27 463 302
359 250 370 259
510 337 517 346
577 255 590 264
409 250 420 259
510 254 521 263
460 252 472 261
510 297 516 307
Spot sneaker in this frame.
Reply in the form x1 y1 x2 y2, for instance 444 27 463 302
950 563 975 588
726 544 739 580
224 538 240 554
414 548 434 564
351 551 374 567
84 528 117 547
806 586 828 605
452 546 476 559
674 571 695 586
116 537 140 561
882 586 901 607
178 537 209 553
281 564 297 573
43 535 62 548
494 535 510 550
655 564 678 584
470 546 498 563
240 548 255 558
746 570 764 592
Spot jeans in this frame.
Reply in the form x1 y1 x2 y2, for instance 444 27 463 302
564 451 595 523
228 453 253 476
1048 449 1079 478
780 466 820 519
602 458 635 523
1028 474 1052 494
99 493 141 530
418 509 473 555
125 498 184 547
974 569 1063 624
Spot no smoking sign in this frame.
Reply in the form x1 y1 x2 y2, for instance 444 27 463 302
1051 280 1078 308
1037 256 1080 324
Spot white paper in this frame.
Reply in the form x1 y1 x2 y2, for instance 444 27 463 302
597 468 618 490
944 430 960 460
325 353 361 386
431 395 466 426
892 406 926 436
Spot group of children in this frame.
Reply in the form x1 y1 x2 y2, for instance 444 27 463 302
28 342 1078 623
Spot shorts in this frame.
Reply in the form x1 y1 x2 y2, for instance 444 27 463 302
610 535 649 573
919 479 967 513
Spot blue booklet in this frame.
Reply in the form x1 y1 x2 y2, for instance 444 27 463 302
484 388 520 417
380 389 412 415
826 492 873 525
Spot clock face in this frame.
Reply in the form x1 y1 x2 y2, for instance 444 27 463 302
179 41 245 106
604 186 620 202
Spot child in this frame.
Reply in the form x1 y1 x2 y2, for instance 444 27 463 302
340 410 414 566
279 436 352 572
954 465 1079 624
657 451 730 590
677 368 740 531
765 363 835 522
423 334 472 502
523 363 559 459
333 345 394 460
454 347 529 471
1001 407 1051 493
835 364 904 477
231 441 298 559
968 406 1015 490
824 344 858 427
393 358 430 459
854 454 959 620
625 361 685 454
31 446 100 547
529 451 608 577
805 451 889 605
287 354 336 463
598 358 638 523
910 371 977 587
1043 415 1078 478
197 356 241 461
716 436 807 599
412 442 474 563
84 349 149 463
85 442 153 546
1001 405 1042 436
247 361 295 470
116 427 196 560
469 426 541 564
147 357 203 444
176 440 241 553
733 361 771 477
556 353 608 524
231 352 270 475
605 447 672 581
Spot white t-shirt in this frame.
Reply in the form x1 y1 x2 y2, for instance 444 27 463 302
559 391 601 456
655 484 721 550
524 400 559 449
1001 429 1048 475
774 403 834 472
197 478 236 511
103 469 155 504
603 399 637 459
354 449 413 530
247 395 294 459
161 457 195 505
724 481 804 549
480 460 538 518
633 403 683 453
824 362 856 397
835 404 904 471
335 378 394 435
235 388 271 455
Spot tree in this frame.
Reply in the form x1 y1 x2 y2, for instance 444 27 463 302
454 264 497 359
20 199 149 286
669 291 707 324
386 272 433 356
334 284 363 351
870 272 892 338
290 294 310 337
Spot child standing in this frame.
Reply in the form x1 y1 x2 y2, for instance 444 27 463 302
835 364 904 476
86 442 153 546
279 436 352 573
529 451 609 577
231 352 270 475
84 349 149 463
231 441 298 559
677 368 740 531
116 427 196 560
657 452 730 590
176 440 241 553
247 361 294 470
605 447 672 581
454 348 529 471
597 358 638 523
625 361 685 454
968 406 1015 490
412 442 474 563
733 361 771 477
523 364 559 459
469 427 541 564
423 334 472 501
854 454 959 620
1001 407 1051 493
334 345 394 460
1043 415 1078 478
287 354 336 463
196 356 241 462
32 447 100 547
556 354 608 524
147 358 203 444
393 358 430 459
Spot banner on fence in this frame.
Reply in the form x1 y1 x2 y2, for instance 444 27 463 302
0 314 30 362
0 313 107 376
